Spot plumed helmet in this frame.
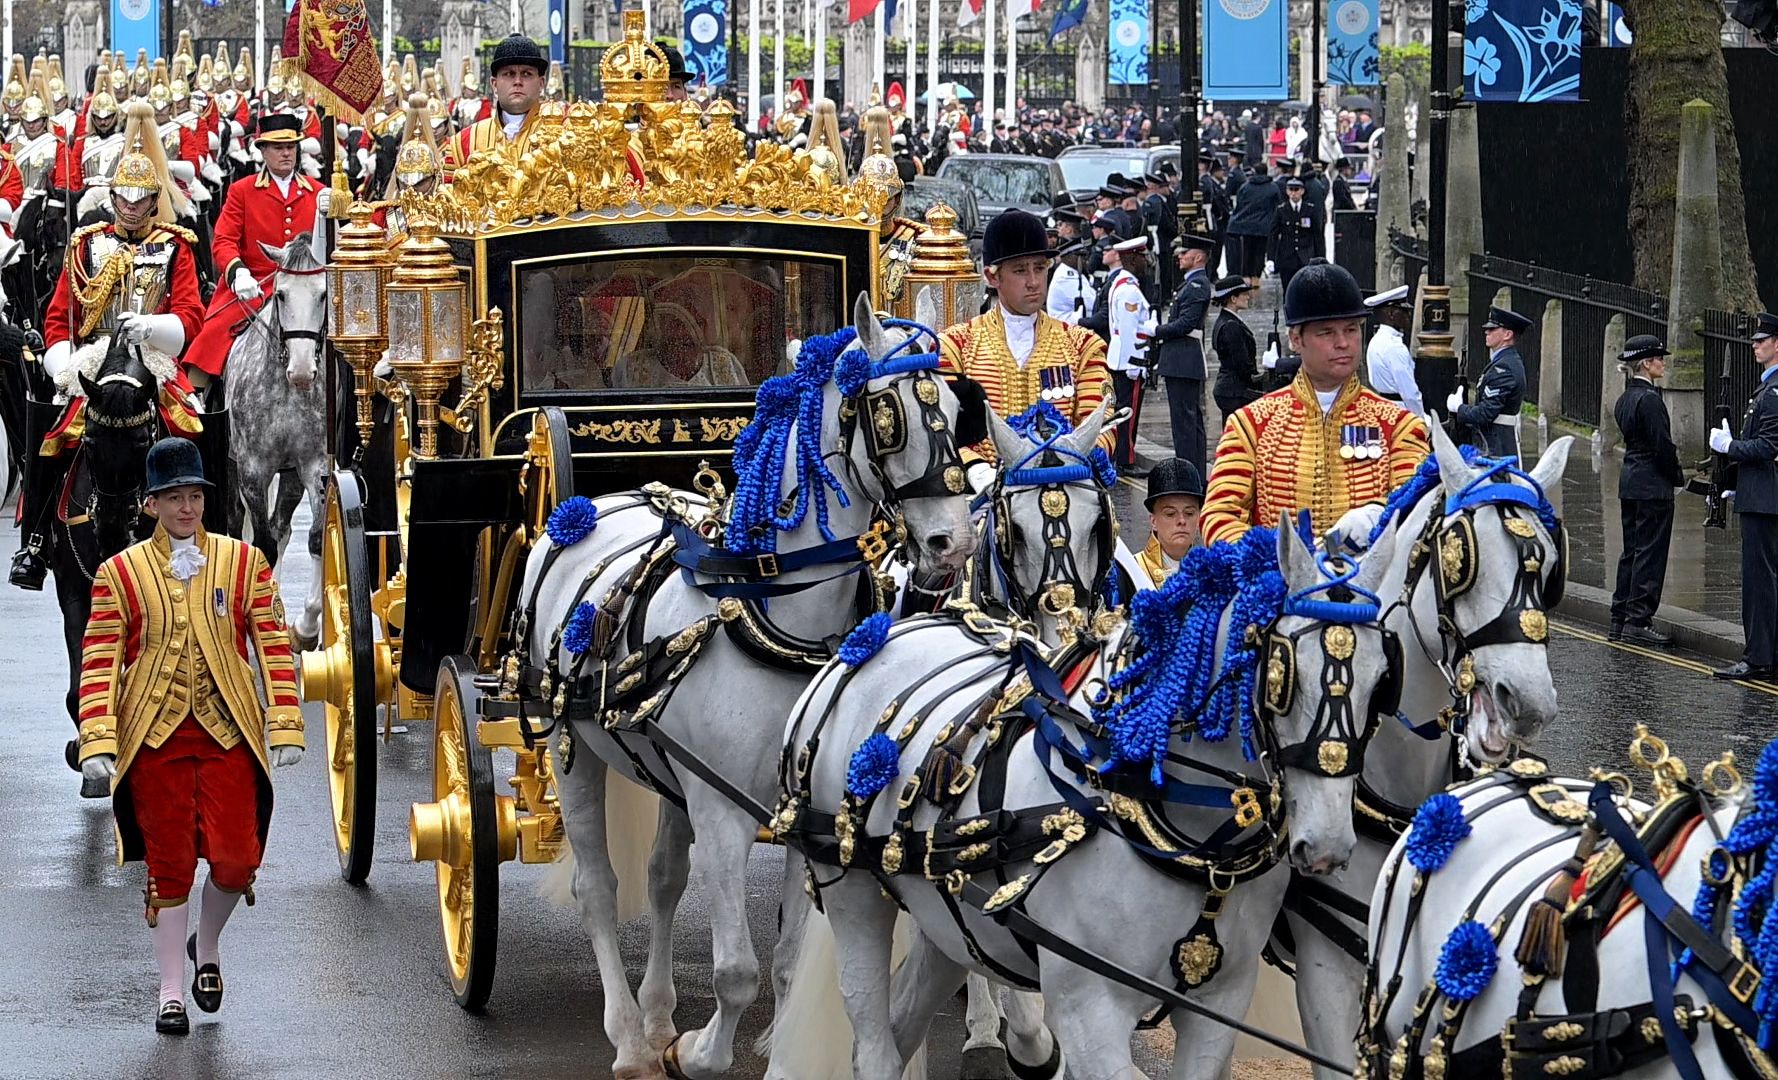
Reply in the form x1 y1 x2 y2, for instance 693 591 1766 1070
1282 262 1370 327
89 90 119 119
145 437 212 494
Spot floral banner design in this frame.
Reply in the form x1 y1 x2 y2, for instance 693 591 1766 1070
1108 0 1149 86
1328 0 1380 86
1463 0 1582 102
1203 0 1289 100
683 0 728 86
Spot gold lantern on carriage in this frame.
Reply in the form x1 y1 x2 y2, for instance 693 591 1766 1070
890 202 984 326
327 203 397 447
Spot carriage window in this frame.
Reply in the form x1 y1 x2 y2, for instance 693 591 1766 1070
516 255 840 393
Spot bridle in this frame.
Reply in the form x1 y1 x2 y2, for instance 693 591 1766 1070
980 422 1114 623
831 317 971 516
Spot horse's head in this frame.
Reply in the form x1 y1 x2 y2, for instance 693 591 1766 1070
259 233 329 392
77 337 157 556
981 400 1116 642
844 291 977 577
1420 424 1573 763
1264 515 1402 875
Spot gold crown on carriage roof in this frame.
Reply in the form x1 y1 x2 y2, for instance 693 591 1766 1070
600 11 669 104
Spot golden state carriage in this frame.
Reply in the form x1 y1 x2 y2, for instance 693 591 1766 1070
296 14 982 1010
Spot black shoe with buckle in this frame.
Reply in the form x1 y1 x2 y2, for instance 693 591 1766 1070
8 546 46 591
187 934 223 1012
156 1000 189 1035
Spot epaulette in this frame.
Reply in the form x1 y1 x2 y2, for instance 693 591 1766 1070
151 223 199 244
71 221 110 245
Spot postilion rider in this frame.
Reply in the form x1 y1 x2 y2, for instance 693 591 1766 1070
1201 263 1431 548
937 208 1115 494
1131 457 1205 587
76 438 304 1035
11 108 205 591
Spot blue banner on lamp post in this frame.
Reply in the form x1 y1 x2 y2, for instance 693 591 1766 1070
1204 0 1290 101
111 0 161 60
549 0 566 63
683 0 729 86
1328 0 1380 87
1107 0 1149 85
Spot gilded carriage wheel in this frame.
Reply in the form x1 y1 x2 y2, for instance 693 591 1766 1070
412 654 507 1012
303 468 380 884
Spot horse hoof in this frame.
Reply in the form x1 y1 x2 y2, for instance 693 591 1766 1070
661 1033 692 1080
613 1065 668 1080
961 1045 1013 1080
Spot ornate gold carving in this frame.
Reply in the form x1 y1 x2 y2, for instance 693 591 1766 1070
1040 490 1069 519
717 598 744 622
569 418 663 444
982 875 1030 913
1267 655 1288 706
1456 655 1477 694
1319 740 1350 775
1519 609 1549 642
1440 533 1466 585
881 832 905 875
1041 808 1087 843
956 818 991 837
1640 1016 1661 1044
1231 787 1263 829
944 466 966 494
1544 1057 1586 1076
615 672 643 695
1542 1021 1584 1041
1323 624 1357 661
666 622 704 656
872 396 898 443
1422 1037 1447 1080
958 842 991 862
1509 758 1549 778
698 417 750 443
1505 517 1537 538
1175 933 1222 988
915 378 939 405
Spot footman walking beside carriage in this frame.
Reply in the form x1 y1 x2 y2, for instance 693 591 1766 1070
76 438 303 1035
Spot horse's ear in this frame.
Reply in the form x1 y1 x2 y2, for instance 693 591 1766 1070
1064 400 1112 459
947 375 989 448
0 238 22 270
1353 514 1398 593
1430 423 1477 495
853 291 885 358
1276 511 1318 586
987 406 1024 466
258 240 284 264
78 371 101 401
914 284 940 332
1529 435 1573 497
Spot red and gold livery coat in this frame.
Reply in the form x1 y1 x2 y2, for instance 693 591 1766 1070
182 170 319 377
937 308 1115 463
76 527 304 863
1201 372 1430 547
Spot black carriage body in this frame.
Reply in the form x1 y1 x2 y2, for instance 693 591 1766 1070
397 213 880 694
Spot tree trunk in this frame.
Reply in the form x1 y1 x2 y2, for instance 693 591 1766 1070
1622 0 1759 311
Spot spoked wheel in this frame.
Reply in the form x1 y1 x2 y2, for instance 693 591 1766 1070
410 654 515 1012
300 468 381 884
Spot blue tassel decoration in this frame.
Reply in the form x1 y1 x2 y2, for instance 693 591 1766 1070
562 601 599 656
1435 920 1499 1002
1406 793 1472 874
546 496 599 547
1007 400 1071 441
1089 447 1118 489
1685 736 1778 1048
846 732 902 799
838 612 892 668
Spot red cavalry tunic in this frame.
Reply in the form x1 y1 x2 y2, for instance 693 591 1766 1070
43 220 205 352
181 170 319 377
0 151 23 233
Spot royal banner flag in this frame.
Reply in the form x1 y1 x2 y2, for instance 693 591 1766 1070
1328 0 1380 86
281 0 383 121
1204 0 1289 100
683 0 729 85
1463 0 1582 101
1108 0 1149 84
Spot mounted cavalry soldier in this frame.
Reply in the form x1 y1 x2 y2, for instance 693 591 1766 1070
1449 305 1530 459
1202 262 1430 547
937 208 1114 488
441 34 549 177
10 103 206 590
179 113 321 394
12 83 65 204
75 436 303 1035
54 90 125 194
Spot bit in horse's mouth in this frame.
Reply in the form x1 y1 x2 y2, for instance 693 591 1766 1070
1470 687 1513 762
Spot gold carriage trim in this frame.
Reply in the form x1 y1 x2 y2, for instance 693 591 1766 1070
1323 624 1356 661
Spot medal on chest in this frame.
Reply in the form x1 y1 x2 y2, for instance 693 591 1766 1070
214 587 228 618
1339 425 1383 460
1040 364 1075 403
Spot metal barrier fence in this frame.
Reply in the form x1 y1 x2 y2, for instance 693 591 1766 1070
1467 254 1666 426
1702 309 1759 424
1387 226 1426 296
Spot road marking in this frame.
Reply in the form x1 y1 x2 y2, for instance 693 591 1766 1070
1552 619 1778 698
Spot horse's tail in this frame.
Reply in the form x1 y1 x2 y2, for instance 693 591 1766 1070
758 909 926 1080
535 772 658 924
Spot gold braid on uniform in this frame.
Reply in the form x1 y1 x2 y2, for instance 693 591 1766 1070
74 245 135 340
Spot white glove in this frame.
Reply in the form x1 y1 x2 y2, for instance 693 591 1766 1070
169 159 196 182
1264 260 1275 276
1326 503 1385 554
133 313 186 355
42 339 71 379
269 745 304 769
81 753 117 783
1261 344 1279 370
966 461 997 495
232 267 262 302
1446 389 1465 412
0 198 13 226
1724 490 1736 501
315 186 333 217
115 311 153 343
1709 420 1733 454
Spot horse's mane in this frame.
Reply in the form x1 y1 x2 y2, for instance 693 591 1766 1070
86 338 155 421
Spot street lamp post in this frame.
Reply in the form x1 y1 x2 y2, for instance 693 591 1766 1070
1417 0 1458 414
1175 0 1202 235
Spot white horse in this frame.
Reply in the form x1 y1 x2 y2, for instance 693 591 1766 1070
222 234 329 645
769 513 1404 1080
522 293 976 1079
1363 728 1766 1080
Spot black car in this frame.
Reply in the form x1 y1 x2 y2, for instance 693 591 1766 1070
934 154 1066 237
1055 145 1183 206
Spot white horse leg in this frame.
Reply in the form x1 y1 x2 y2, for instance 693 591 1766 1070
823 874 907 1080
963 972 1007 1057
670 784 762 1079
270 467 304 567
888 930 968 1067
1042 962 1151 1080
638 799 692 1053
1001 989 1061 1078
291 484 323 647
550 737 661 1080
1288 915 1362 1080
1164 955 1267 1080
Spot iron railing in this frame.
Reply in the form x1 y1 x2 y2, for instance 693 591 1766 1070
1387 225 1427 297
1701 309 1759 424
1467 254 1667 426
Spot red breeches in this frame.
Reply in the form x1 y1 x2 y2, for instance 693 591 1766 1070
128 720 261 905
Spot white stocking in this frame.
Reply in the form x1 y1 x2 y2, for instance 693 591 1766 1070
151 901 190 1005
196 878 243 967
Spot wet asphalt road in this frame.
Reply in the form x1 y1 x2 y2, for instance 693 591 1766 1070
2 491 1776 1080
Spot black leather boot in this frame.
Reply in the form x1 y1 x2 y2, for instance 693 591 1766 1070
9 398 65 591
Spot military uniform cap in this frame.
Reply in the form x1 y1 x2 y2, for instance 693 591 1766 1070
1276 157 1296 172
1284 176 1306 189
490 34 548 76
1096 185 1122 200
982 209 1057 266
1058 239 1091 258
1174 233 1217 254
145 438 212 494
1051 207 1086 225
1481 306 1533 334
1364 285 1411 309
1159 160 1180 177
1144 458 1205 509
1111 235 1147 253
1143 171 1167 186
1283 262 1370 327
1753 313 1778 341
1619 334 1668 363
1090 212 1116 229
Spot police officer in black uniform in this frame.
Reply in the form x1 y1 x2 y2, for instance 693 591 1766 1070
1713 312 1778 680
1609 335 1683 646
1151 234 1217 477
1210 275 1262 426
1268 175 1324 294
1450 306 1531 458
